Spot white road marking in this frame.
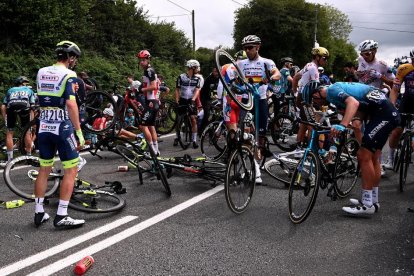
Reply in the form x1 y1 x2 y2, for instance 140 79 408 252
0 215 138 276
26 185 224 276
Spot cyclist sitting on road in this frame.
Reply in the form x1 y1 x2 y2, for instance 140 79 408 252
1 76 35 166
385 49 414 168
305 82 400 215
174 59 202 149
136 50 161 155
34 40 86 229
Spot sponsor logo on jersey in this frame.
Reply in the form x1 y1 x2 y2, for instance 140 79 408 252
40 123 57 131
368 121 388 139
41 83 54 91
40 75 59 81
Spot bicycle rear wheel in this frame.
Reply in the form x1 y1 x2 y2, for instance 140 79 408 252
288 151 320 224
69 188 126 213
399 136 411 192
19 118 39 157
156 99 177 135
334 138 360 198
3 155 60 200
200 121 227 161
81 91 118 134
270 114 298 152
225 146 255 214
264 158 296 187
177 115 192 150
215 49 253 111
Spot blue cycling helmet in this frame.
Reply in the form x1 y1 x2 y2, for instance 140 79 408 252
301 80 321 104
127 108 133 113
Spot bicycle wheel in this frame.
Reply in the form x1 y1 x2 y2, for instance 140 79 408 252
1 124 22 157
81 91 118 134
334 138 360 198
225 146 256 214
393 140 402 172
147 139 171 196
288 151 320 224
215 49 253 111
156 99 177 135
69 188 126 213
399 136 411 192
19 118 39 156
177 115 192 150
200 121 227 161
270 114 298 152
3 155 60 200
264 157 296 187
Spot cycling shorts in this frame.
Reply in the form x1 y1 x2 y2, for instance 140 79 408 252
140 99 159 126
37 119 79 169
177 98 197 116
398 93 414 127
253 98 268 136
6 103 31 130
223 95 242 124
296 93 316 122
362 102 400 153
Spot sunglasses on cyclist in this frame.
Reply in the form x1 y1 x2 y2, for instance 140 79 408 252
243 45 256 50
360 51 372 57
321 56 328 61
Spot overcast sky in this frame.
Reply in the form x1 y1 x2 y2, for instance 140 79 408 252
138 0 413 66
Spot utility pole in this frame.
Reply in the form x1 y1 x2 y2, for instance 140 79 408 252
314 6 319 48
192 10 195 52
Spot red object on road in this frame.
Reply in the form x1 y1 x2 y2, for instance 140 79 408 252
74 256 94 275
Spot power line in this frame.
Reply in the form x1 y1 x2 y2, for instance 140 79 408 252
353 21 414 26
166 0 191 13
353 26 414 34
231 0 245 6
344 11 414 16
149 14 189 18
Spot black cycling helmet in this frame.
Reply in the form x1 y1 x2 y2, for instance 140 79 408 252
15 76 30 86
280 57 293 64
301 80 321 104
234 50 247 60
55 40 81 58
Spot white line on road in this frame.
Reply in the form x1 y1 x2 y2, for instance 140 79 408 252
0 215 138 276
27 185 224 276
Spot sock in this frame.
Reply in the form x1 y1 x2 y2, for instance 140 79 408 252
153 141 158 153
361 189 373 207
192 133 197 142
388 148 395 161
57 200 69 216
7 150 13 161
35 197 45 213
372 187 379 204
254 159 261 177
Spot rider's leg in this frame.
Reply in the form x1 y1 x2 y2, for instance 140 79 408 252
6 130 14 161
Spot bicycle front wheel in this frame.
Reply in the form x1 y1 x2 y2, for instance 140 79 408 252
200 121 227 161
3 155 60 200
288 151 320 224
399 136 411 192
334 138 360 198
156 99 177 135
225 146 256 214
270 114 298 152
69 189 126 213
177 115 192 150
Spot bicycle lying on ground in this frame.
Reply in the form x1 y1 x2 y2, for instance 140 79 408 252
3 155 126 213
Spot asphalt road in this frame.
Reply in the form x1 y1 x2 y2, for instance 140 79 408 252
0 134 413 275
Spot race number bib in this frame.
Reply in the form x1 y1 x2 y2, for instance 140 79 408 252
39 108 65 122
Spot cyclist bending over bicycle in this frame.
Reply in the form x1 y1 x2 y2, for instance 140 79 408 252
174 59 202 149
305 82 400 216
136 50 161 155
1 76 35 166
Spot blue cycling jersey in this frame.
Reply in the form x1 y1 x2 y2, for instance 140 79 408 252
326 82 379 111
277 68 291 94
3 86 35 108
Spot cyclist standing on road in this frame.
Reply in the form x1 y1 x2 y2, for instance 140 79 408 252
34 41 86 228
1 76 35 166
271 57 294 116
199 67 219 135
136 50 160 155
385 49 414 168
306 82 400 215
174 59 202 149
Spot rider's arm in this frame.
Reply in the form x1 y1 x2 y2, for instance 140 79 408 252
270 68 281 81
192 88 200 102
341 96 359 127
1 104 6 119
64 77 81 131
292 72 302 93
175 88 180 103
389 81 400 106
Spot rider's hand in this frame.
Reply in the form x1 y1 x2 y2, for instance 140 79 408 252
369 69 382 80
330 124 346 137
75 129 85 147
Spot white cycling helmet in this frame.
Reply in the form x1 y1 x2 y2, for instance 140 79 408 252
318 67 324 73
186 59 200 68
103 108 114 117
241 35 261 46
358 40 378 52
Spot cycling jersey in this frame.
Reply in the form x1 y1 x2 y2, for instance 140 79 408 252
298 62 319 93
356 56 394 88
176 73 201 100
141 67 159 101
275 67 291 94
394 63 414 95
36 63 79 168
3 86 35 108
238 56 277 100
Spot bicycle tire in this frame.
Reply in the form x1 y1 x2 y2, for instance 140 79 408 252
177 115 192 150
263 158 296 186
3 155 60 200
333 138 360 198
270 114 298 152
215 49 253 111
69 189 126 213
393 139 402 172
200 121 227 161
156 99 177 135
399 136 411 192
19 118 39 156
288 151 320 224
147 139 171 196
81 90 118 134
225 146 256 214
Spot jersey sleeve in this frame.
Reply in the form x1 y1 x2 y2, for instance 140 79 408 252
29 88 36 104
63 76 78 101
265 58 277 73
176 75 182 88
145 68 157 82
